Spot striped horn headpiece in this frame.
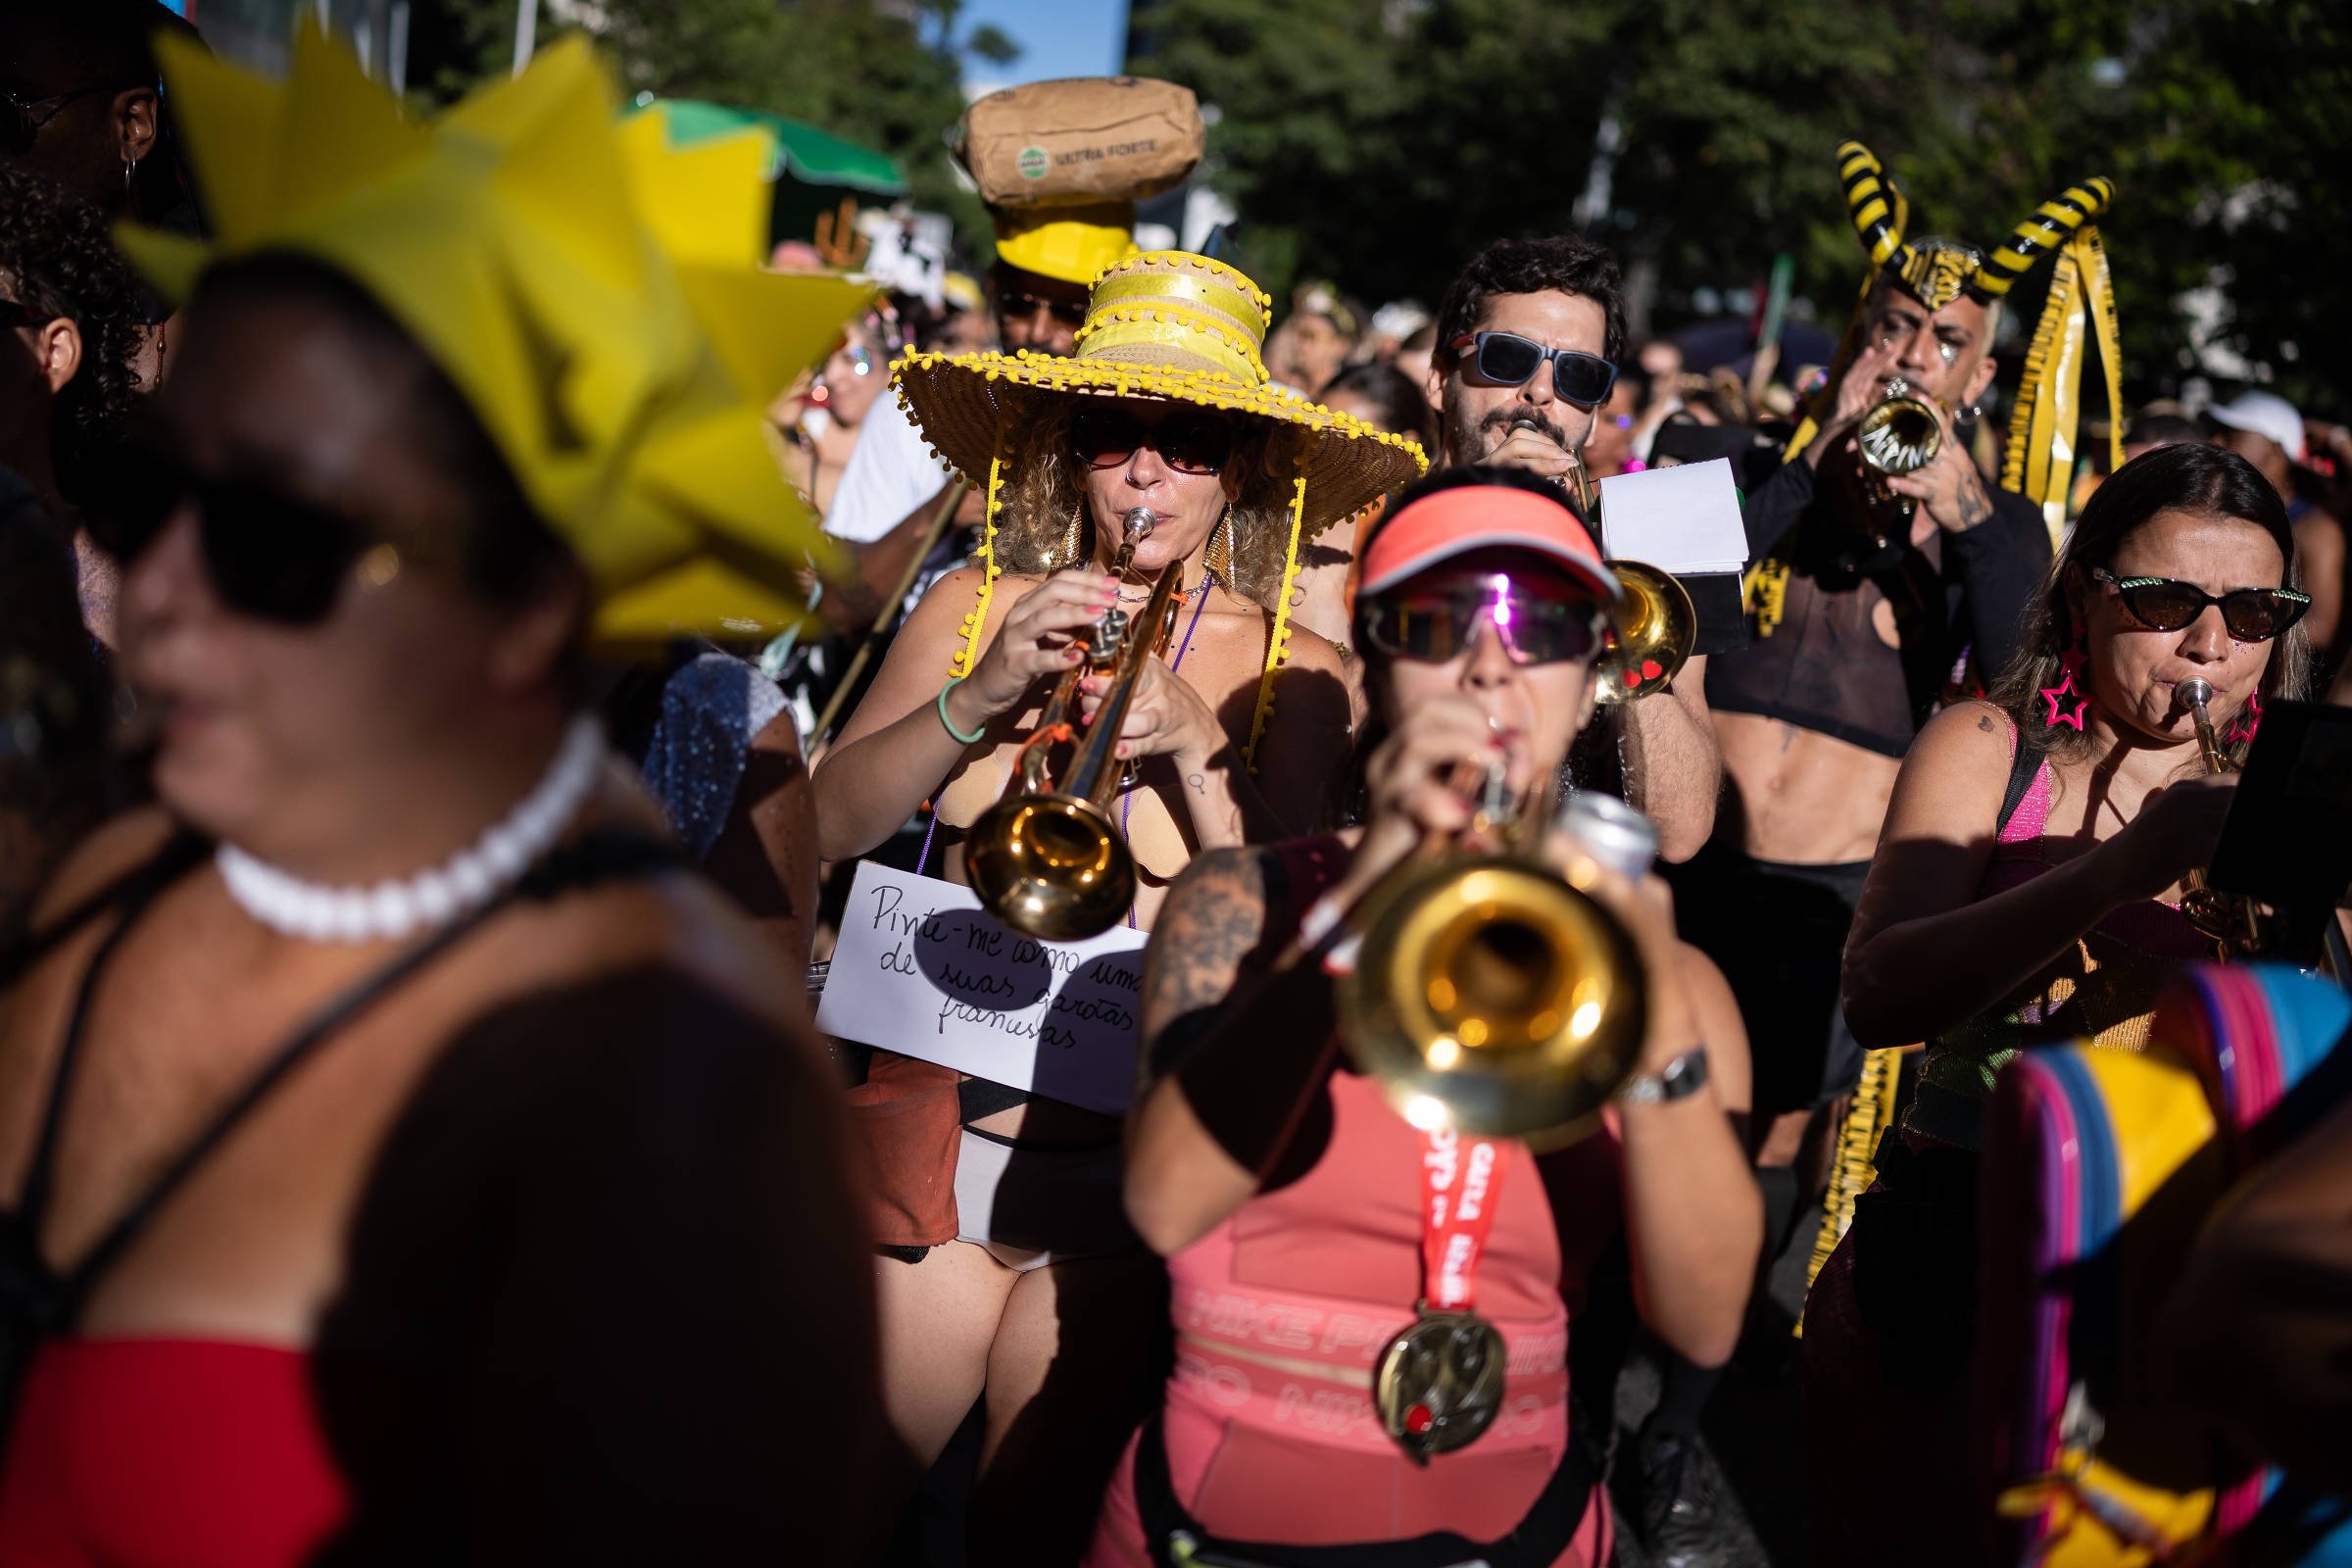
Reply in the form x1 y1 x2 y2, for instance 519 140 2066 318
1789 139 2125 542
1836 141 2114 311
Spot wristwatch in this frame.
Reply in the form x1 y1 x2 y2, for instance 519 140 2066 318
1617 1046 1709 1105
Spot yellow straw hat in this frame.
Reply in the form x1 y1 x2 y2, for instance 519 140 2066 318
894 251 1425 539
892 250 1427 767
117 22 873 646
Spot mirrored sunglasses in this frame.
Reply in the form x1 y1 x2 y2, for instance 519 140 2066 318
1361 577 1604 666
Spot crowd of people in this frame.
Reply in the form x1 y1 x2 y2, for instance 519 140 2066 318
2 4 2350 1568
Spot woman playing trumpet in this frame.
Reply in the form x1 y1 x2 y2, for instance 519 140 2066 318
811 251 1422 1556
1096 467 1758 1566
1808 441 2314 1567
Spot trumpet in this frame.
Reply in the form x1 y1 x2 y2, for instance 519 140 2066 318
963 508 1183 941
1855 377 1944 525
1856 377 1943 478
1594 561 1696 705
1337 766 1651 1151
2176 677 2263 959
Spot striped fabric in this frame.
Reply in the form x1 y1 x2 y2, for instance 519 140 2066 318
1980 964 2352 1566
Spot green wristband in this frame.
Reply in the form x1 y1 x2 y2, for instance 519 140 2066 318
937 677 986 745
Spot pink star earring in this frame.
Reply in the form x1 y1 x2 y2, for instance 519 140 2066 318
2225 690 2264 747
2039 630 2092 730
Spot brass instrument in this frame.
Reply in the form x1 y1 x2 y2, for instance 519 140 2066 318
2176 678 2263 959
1594 561 1696 705
1855 377 1944 524
1553 449 1599 521
1337 764 1650 1151
1856 377 1943 477
964 507 1183 941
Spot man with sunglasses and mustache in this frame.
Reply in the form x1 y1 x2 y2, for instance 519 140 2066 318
1425 236 1724 870
1424 234 1738 1566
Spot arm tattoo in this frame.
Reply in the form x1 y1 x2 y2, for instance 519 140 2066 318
1139 848 1269 1085
1977 713 1995 733
1187 771 1206 796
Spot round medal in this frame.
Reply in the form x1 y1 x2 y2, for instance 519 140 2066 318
1373 1306 1507 1464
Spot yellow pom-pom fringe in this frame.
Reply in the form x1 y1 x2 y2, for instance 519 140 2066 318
1244 466 1311 772
954 436 1010 676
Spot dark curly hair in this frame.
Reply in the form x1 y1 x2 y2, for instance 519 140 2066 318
1432 236 1628 372
0 163 149 506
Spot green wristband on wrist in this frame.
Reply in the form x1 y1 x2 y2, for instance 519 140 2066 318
937 677 986 745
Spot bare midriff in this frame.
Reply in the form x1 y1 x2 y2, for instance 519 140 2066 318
1716 710 1904 865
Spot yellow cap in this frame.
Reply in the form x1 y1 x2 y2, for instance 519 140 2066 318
117 21 874 646
991 201 1138 285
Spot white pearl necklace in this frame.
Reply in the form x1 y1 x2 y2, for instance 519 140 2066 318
218 713 606 944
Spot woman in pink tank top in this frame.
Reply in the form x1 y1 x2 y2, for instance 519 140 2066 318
1095 471 1762 1567
1808 442 2315 1566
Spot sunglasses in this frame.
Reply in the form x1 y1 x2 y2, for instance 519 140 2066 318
2090 567 2311 643
995 288 1088 329
1072 407 1235 476
1450 331 1618 407
102 455 381 625
2 86 111 156
1361 575 1604 666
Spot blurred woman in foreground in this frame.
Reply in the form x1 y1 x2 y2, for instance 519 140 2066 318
1808 441 2311 1566
1098 467 1758 1565
0 33 894 1564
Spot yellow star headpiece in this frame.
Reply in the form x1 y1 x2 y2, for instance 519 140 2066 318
118 22 873 645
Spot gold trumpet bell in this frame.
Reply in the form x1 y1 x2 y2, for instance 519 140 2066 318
1856 381 1942 477
963 792 1137 942
1341 856 1648 1150
1595 561 1695 705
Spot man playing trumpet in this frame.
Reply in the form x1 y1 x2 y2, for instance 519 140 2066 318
1687 146 2116 1266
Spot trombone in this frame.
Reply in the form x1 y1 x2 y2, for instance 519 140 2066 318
963 507 1183 942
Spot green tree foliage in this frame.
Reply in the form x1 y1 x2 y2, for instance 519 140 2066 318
412 0 1004 238
1130 0 2351 408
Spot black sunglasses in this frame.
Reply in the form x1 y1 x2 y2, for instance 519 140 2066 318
2090 567 2311 643
2 86 113 156
1072 407 1235 476
1360 578 1604 666
100 454 378 625
995 287 1087 329
1450 330 1618 407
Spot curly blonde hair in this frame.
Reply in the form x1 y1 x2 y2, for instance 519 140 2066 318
989 400 1318 610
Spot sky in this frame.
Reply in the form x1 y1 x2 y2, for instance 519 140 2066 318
958 0 1130 94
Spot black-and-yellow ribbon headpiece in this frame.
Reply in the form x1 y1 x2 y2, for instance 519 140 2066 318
1785 141 2124 541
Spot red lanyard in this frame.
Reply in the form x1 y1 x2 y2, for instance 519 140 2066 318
1419 1127 1505 1312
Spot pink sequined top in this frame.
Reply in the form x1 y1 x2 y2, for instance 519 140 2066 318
1905 719 2209 1150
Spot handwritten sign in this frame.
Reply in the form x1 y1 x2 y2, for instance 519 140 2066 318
815 861 1152 1114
